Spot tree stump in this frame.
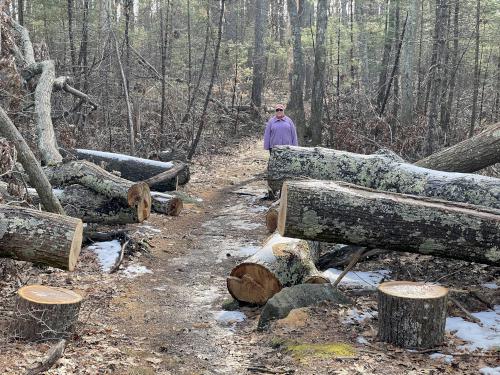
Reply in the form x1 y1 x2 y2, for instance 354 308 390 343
15 285 83 341
377 281 448 349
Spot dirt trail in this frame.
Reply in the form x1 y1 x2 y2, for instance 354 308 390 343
109 139 273 374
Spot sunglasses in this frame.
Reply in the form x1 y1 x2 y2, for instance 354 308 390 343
276 109 284 112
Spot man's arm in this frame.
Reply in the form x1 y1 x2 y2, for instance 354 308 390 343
263 119 272 150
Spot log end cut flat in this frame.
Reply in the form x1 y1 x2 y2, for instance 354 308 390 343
127 182 152 222
378 281 448 349
227 263 282 305
266 207 278 233
69 220 84 271
166 197 183 216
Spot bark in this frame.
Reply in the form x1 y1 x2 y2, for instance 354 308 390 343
310 0 330 145
376 0 395 111
400 0 418 126
15 285 82 341
0 205 83 270
71 148 189 190
29 185 150 224
250 0 268 107
268 145 500 209
469 0 481 137
278 180 500 266
0 106 64 214
287 0 306 143
415 122 500 172
227 233 328 305
378 281 448 349
44 160 151 222
265 199 280 233
35 60 63 165
150 192 183 216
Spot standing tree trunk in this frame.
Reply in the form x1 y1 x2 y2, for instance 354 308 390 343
469 0 481 137
310 0 330 145
376 0 395 112
287 0 306 143
250 0 268 107
400 0 418 126
67 0 77 78
187 0 225 160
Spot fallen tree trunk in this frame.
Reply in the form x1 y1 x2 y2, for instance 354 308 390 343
143 162 189 191
150 192 183 216
415 122 500 172
268 146 500 209
0 205 83 270
278 180 500 266
227 233 328 305
71 149 190 191
44 160 151 222
0 106 64 214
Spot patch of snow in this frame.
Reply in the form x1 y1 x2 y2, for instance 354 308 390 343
446 305 500 351
323 268 390 288
480 367 500 375
429 353 453 363
139 224 161 233
153 286 167 292
482 283 498 290
192 287 219 307
121 264 153 278
86 240 122 272
231 220 261 230
77 149 174 168
356 336 369 345
214 311 246 325
238 245 260 257
52 188 64 196
342 308 377 324
249 205 268 213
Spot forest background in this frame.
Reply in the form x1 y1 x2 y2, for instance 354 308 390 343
1 0 499 161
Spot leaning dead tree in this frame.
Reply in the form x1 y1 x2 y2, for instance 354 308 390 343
415 121 500 172
268 146 500 209
278 180 500 266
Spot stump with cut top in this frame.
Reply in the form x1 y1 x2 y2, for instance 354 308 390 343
377 281 448 349
15 285 83 341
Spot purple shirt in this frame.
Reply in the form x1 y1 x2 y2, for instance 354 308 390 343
263 115 298 150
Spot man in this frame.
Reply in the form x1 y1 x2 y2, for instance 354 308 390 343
263 104 298 154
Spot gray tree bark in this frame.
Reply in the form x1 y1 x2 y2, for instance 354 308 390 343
268 145 500 209
278 180 500 266
250 0 268 107
0 205 83 270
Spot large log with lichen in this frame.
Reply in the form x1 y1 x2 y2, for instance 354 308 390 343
227 233 328 305
44 160 151 222
71 149 189 191
278 180 500 266
0 205 83 270
268 146 500 209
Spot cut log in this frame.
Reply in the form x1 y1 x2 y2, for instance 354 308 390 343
227 233 328 305
71 149 190 190
415 122 500 172
143 162 189 191
44 160 151 222
268 146 500 209
0 205 83 270
15 285 82 341
150 192 183 216
265 199 280 233
378 281 448 349
278 180 500 266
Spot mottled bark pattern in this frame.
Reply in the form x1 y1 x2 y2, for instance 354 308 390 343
278 180 500 265
378 281 448 349
0 205 83 270
415 122 500 172
268 146 500 209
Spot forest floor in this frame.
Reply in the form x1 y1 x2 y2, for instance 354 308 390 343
0 137 499 374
